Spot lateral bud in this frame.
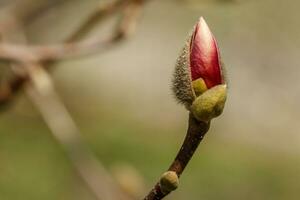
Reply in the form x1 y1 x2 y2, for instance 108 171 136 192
159 171 179 194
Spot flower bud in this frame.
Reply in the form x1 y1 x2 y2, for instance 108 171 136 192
190 17 223 89
173 17 226 108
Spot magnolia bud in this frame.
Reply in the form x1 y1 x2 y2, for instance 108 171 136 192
172 17 226 109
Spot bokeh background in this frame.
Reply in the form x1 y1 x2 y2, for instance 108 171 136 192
1 0 300 199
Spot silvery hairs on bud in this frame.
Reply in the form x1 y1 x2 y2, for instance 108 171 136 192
172 34 195 108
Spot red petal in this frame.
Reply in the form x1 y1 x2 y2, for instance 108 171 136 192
190 17 222 88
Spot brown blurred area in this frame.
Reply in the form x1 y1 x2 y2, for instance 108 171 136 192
0 0 300 200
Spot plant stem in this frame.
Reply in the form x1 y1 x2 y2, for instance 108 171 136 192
143 113 210 200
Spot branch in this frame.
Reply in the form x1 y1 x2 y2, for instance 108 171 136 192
0 2 139 198
0 33 123 63
143 114 210 200
24 64 133 200
0 0 145 63
0 0 145 106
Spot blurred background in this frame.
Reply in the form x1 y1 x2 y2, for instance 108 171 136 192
0 0 300 199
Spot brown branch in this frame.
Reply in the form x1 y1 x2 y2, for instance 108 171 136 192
0 72 27 107
25 65 133 200
0 2 141 198
143 114 210 200
0 0 145 106
0 34 122 63
0 0 146 64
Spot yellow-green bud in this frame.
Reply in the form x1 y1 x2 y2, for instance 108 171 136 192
159 171 179 194
192 78 208 96
191 84 227 122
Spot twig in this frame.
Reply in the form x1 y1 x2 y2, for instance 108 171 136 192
25 65 133 200
0 1 145 198
0 0 146 63
0 2 139 198
0 0 144 106
0 34 122 63
143 114 210 200
0 72 27 107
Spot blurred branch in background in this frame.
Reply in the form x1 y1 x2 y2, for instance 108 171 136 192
0 0 149 199
0 0 144 64
0 0 143 107
25 64 132 200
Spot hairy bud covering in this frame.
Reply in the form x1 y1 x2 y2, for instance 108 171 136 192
172 17 227 121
